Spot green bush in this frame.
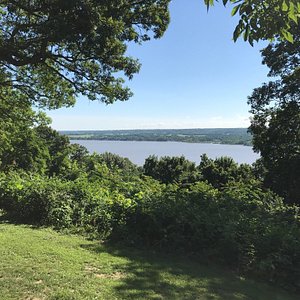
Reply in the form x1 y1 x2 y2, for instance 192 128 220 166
120 181 300 289
0 171 145 238
0 170 299 290
0 171 73 226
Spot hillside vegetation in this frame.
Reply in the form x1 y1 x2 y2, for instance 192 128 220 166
1 1 300 298
63 128 252 146
1 93 299 292
1 152 299 292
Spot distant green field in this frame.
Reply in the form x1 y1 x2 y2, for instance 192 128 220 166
68 134 94 139
0 222 297 300
62 128 253 146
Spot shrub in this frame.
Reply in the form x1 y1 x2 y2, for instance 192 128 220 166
0 170 299 290
119 181 300 289
0 171 73 226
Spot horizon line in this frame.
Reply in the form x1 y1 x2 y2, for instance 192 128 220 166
58 127 249 132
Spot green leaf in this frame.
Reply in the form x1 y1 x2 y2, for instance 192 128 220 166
282 1 289 12
281 29 294 43
244 25 250 41
204 0 214 9
288 2 298 23
231 5 240 16
248 36 254 47
233 26 241 42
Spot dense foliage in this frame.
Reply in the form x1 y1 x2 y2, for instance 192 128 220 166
0 0 170 108
0 0 298 112
0 119 299 290
0 84 299 289
0 163 299 290
1 0 300 293
249 24 300 205
0 95 49 172
143 155 200 184
198 154 255 188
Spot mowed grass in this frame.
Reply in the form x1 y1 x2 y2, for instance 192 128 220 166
0 223 298 300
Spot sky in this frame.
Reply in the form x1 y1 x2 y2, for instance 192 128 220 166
47 0 270 130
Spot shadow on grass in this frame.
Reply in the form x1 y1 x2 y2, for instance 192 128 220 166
0 214 295 299
81 243 291 300
0 211 49 230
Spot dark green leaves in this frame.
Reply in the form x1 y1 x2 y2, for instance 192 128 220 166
248 24 300 204
0 0 171 108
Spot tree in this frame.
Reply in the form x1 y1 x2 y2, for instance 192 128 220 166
0 0 170 108
97 152 140 175
69 144 89 165
143 155 200 184
35 125 71 176
199 154 254 189
248 24 300 204
205 0 300 44
0 90 50 172
1 0 299 111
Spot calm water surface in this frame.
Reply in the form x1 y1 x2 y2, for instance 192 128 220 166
71 140 260 165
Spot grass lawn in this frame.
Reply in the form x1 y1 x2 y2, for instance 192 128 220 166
0 222 297 300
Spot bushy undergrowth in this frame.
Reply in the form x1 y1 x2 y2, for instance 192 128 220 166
0 171 159 238
120 181 300 288
0 170 299 289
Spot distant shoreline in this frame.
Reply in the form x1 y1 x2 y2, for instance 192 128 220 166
69 138 252 146
62 128 252 146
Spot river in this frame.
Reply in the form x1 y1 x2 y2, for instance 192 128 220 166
71 140 259 165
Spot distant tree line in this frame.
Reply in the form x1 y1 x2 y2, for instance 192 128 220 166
65 128 253 146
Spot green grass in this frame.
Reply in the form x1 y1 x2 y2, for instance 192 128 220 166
0 222 297 300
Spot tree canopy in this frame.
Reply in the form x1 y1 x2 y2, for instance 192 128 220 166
205 0 300 44
1 0 299 110
0 0 170 108
248 23 300 204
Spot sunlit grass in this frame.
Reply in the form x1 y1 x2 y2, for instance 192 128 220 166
0 222 297 300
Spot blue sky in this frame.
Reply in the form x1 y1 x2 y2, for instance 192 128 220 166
47 0 269 130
